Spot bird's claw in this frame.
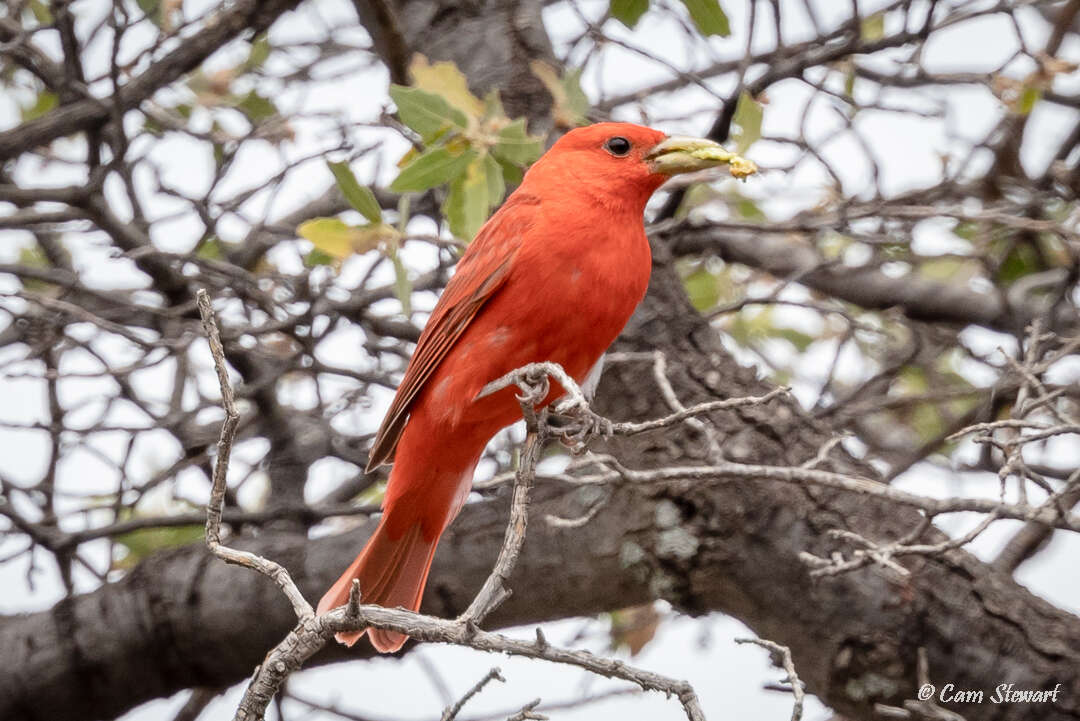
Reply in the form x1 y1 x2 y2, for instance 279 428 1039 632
548 401 613 455
515 368 551 408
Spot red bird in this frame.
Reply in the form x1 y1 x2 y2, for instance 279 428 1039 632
318 122 735 652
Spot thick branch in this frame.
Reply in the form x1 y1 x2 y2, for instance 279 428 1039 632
666 222 1079 334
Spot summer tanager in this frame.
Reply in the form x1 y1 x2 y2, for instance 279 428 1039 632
318 122 743 652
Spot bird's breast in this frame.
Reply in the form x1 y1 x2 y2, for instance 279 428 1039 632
423 218 651 430
509 219 652 370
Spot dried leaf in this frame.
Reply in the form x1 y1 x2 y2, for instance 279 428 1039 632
408 55 485 120
296 218 394 261
610 604 661 657
860 12 885 41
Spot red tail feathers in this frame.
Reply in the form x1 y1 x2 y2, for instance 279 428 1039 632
316 521 438 653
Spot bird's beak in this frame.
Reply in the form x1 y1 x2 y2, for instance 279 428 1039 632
646 136 757 179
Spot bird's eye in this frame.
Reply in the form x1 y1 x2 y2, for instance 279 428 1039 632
604 136 631 157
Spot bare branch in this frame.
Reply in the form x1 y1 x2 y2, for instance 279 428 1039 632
735 638 805 721
197 289 313 621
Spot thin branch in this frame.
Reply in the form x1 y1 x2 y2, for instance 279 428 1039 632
735 638 805 721
196 289 313 621
441 667 506 721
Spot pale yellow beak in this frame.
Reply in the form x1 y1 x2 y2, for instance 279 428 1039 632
646 136 758 179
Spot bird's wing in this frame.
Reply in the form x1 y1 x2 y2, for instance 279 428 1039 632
365 199 532 471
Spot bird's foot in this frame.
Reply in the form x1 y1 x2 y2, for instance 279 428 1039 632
515 366 551 408
548 398 613 454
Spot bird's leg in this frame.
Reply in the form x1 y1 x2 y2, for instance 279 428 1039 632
513 366 551 430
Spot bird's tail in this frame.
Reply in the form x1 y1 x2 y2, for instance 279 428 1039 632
316 519 438 653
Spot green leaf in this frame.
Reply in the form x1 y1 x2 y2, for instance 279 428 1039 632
683 266 721 311
246 35 271 70
444 158 491 240
328 161 382 223
897 365 928 393
879 242 909 259
212 142 225 168
17 243 54 292
196 236 225 260
391 147 477 193
483 153 506 207
919 258 980 282
952 220 977 242
844 64 856 99
114 523 204 570
389 85 469 142
492 118 544 166
731 91 762 154
136 0 162 25
21 91 58 122
27 0 53 24
610 0 650 28
396 195 411 233
305 248 337 267
141 115 165 137
483 89 505 119
911 402 944 441
296 218 392 260
530 61 590 127
392 252 412 315
860 12 885 41
730 192 766 222
562 67 592 123
234 90 277 123
681 0 730 36
997 243 1042 285
772 327 815 352
1015 84 1041 115
499 158 524 186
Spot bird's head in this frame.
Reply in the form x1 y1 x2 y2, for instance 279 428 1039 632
522 122 749 213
